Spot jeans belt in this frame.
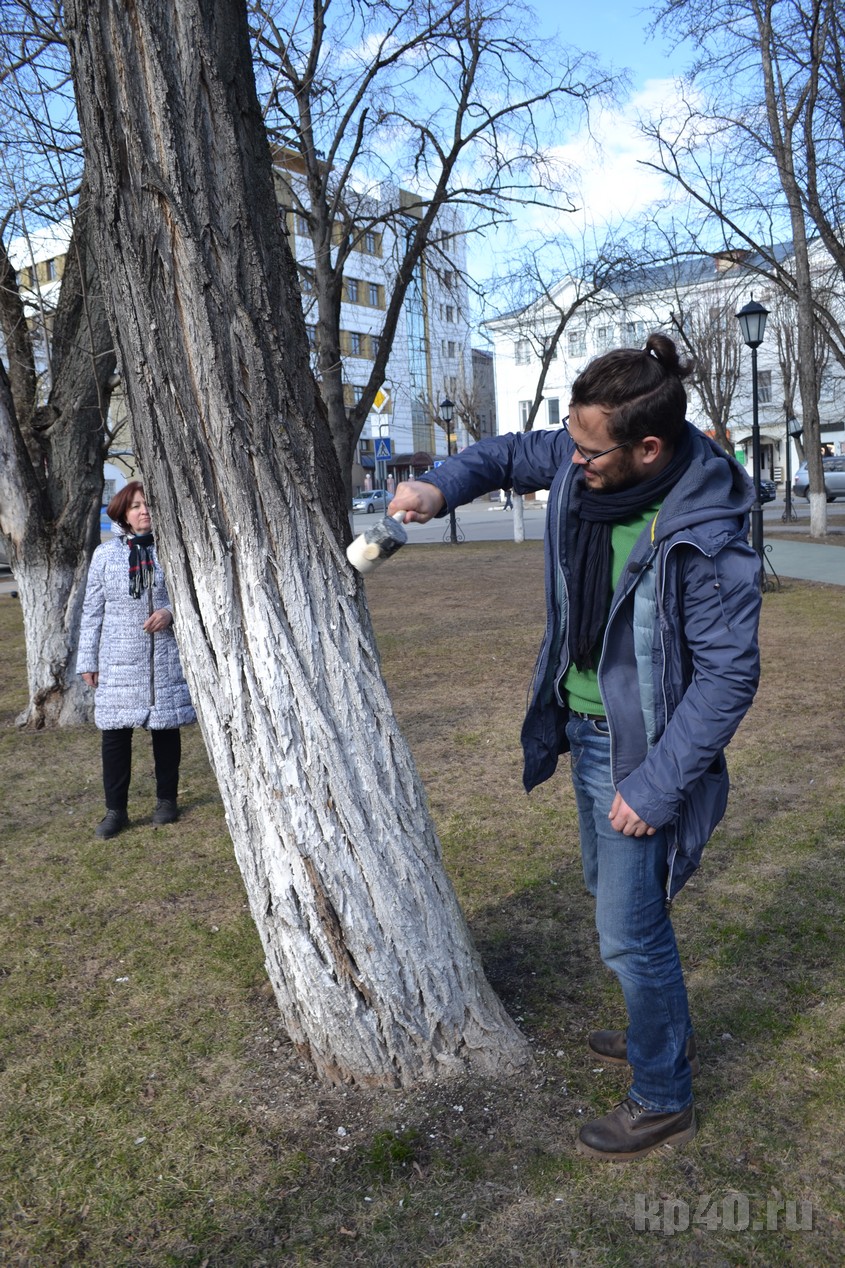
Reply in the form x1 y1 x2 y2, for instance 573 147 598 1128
572 710 606 722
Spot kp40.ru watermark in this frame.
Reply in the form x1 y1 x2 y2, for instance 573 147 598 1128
634 1193 813 1236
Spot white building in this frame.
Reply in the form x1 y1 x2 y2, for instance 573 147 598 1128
486 245 845 492
6 221 73 378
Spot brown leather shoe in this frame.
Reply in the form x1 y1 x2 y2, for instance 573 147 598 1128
577 1097 696 1161
588 1029 701 1077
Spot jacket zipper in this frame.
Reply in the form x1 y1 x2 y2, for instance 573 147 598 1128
550 470 573 703
655 536 712 899
148 583 156 707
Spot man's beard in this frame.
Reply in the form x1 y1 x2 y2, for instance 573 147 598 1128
583 450 639 494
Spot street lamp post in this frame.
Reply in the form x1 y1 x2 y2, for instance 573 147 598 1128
736 298 769 577
440 396 457 544
783 409 802 523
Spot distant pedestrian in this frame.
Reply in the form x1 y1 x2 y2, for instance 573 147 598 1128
501 487 513 510
77 481 196 839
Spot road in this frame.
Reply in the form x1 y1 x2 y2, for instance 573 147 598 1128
2 497 842 599
352 499 548 546
351 496 845 586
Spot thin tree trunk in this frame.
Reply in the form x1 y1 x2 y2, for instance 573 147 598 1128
64 0 532 1086
755 1 827 534
0 188 113 729
512 492 525 543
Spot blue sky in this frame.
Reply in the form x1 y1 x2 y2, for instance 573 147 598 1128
465 0 699 287
529 0 688 90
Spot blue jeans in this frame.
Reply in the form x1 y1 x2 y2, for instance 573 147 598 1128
566 715 693 1112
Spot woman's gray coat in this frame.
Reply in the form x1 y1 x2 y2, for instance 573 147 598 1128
76 533 196 731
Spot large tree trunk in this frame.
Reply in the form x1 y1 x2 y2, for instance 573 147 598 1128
63 0 531 1086
0 188 114 729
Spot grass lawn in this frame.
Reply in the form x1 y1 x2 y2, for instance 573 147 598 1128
1 542 844 1266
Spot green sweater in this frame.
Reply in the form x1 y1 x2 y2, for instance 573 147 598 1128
563 502 663 715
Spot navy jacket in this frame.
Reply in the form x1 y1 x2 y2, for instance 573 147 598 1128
420 424 762 896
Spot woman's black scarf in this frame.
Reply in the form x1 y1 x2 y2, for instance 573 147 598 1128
127 531 155 599
567 428 693 671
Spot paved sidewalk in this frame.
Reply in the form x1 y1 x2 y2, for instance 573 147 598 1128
765 538 845 586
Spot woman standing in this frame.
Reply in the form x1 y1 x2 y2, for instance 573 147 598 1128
77 481 196 839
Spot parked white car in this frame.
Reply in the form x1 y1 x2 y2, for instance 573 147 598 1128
792 457 845 502
352 489 390 514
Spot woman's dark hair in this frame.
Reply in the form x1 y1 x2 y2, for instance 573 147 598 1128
107 480 145 530
570 332 693 448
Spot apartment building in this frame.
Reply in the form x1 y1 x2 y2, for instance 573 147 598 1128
275 152 476 490
7 167 480 495
6 221 72 360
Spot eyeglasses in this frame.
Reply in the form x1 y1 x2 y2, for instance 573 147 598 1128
562 415 630 465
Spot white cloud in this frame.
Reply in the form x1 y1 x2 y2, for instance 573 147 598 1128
548 77 687 230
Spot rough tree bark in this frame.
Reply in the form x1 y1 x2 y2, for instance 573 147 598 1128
63 0 532 1086
0 189 114 728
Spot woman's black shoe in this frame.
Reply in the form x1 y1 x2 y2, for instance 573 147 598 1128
152 799 178 825
95 809 129 839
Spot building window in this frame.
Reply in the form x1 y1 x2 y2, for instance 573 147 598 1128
371 335 380 358
295 213 310 236
514 339 531 365
595 325 613 350
45 258 58 281
345 277 359 303
448 341 456 359
547 398 560 426
623 319 645 344
519 400 532 428
369 282 381 307
349 331 362 356
756 369 772 404
708 306 729 331
542 336 558 361
442 270 454 290
567 328 586 357
364 230 377 253
446 304 455 323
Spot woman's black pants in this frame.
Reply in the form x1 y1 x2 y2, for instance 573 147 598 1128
101 727 181 810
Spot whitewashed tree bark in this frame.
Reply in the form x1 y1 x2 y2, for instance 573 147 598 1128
512 493 526 544
63 0 532 1086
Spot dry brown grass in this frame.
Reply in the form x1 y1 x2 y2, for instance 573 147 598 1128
1 546 844 1266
